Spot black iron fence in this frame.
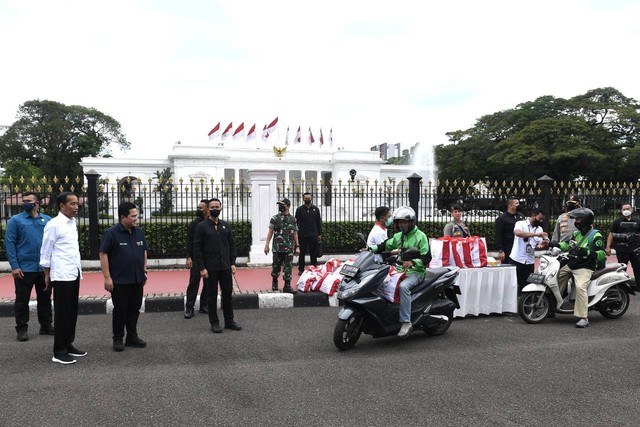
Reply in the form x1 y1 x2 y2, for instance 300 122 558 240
1 174 639 260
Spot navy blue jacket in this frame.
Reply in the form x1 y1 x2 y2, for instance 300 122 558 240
100 223 148 284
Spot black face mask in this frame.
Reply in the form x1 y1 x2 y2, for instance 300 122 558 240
532 220 543 228
278 205 286 213
304 200 311 206
210 209 221 218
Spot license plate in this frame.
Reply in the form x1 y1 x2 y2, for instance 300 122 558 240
527 273 545 284
340 264 359 278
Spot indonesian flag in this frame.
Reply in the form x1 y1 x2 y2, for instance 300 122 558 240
247 123 256 142
320 128 324 146
309 127 315 145
208 122 220 140
285 126 290 146
221 122 233 140
294 126 301 144
261 124 267 142
329 128 333 147
262 116 278 141
233 122 245 140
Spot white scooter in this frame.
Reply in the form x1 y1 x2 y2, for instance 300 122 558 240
518 247 636 323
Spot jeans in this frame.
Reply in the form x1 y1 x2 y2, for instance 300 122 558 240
399 273 422 323
111 282 144 340
14 272 52 332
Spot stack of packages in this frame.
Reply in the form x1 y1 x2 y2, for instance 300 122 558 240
296 258 344 295
376 266 406 303
429 236 488 268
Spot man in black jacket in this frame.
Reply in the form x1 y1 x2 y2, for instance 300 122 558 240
184 199 210 319
295 192 322 275
495 198 525 264
194 198 241 333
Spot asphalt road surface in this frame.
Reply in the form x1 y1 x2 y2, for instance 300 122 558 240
2 303 640 426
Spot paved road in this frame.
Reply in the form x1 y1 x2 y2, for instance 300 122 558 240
2 304 640 426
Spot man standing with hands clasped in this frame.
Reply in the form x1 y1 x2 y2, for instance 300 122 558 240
295 192 322 275
100 202 148 352
265 198 300 293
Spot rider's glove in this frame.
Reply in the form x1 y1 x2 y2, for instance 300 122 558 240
575 247 588 257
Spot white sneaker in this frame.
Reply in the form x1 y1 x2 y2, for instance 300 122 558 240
575 318 590 328
398 322 413 337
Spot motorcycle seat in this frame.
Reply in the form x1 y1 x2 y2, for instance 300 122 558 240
591 263 625 279
410 268 451 295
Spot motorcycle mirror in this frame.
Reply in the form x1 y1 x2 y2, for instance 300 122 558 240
401 248 420 261
356 233 367 249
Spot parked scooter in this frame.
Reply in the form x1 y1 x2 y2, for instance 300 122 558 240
333 234 461 350
518 246 635 323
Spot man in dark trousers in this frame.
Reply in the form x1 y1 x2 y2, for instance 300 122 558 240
5 192 53 341
40 192 85 365
184 199 210 319
495 198 525 264
100 202 148 352
194 198 242 333
606 203 640 281
295 192 322 274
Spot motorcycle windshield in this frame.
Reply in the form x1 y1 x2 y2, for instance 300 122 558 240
350 251 379 272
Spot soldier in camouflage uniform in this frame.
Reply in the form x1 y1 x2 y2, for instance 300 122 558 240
264 198 300 293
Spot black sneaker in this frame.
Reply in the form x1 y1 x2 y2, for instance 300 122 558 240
113 339 124 352
225 321 242 331
67 346 87 357
52 354 76 365
125 336 147 348
39 325 55 335
184 308 195 319
211 322 223 333
17 330 28 342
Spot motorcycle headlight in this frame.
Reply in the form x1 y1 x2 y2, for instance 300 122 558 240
337 287 359 300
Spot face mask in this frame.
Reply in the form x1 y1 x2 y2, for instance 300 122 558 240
304 200 311 206
278 205 286 213
575 222 588 233
622 210 632 218
385 217 393 227
533 220 543 228
399 224 410 234
196 210 204 218
210 209 221 218
22 202 35 212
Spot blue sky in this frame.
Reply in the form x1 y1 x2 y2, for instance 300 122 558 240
1 0 639 158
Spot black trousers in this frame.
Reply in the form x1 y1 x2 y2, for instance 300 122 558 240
185 266 209 310
14 272 52 332
205 269 234 325
111 282 144 340
511 260 534 292
298 236 318 273
617 251 640 283
52 276 80 356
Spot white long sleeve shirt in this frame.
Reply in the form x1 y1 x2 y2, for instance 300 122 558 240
40 212 83 281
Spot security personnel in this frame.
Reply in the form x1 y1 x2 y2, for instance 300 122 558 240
184 199 210 318
605 203 640 281
265 198 300 293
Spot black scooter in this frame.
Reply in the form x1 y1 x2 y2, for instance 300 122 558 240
333 235 461 350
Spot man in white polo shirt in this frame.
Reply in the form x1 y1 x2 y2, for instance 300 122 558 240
40 192 85 365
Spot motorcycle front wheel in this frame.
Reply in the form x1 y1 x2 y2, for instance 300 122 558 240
598 285 630 319
333 313 363 351
518 292 550 324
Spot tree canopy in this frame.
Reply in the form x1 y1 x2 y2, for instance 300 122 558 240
435 87 640 182
0 100 129 181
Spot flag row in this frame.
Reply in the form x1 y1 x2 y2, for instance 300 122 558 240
207 117 333 146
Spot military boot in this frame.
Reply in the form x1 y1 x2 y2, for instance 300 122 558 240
272 277 279 292
283 280 297 294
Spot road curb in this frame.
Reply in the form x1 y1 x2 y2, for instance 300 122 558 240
0 292 336 317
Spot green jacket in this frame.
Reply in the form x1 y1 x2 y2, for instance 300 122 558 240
371 227 431 278
557 228 606 270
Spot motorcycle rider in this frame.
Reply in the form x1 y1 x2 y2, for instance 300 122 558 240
368 206 431 337
549 208 606 328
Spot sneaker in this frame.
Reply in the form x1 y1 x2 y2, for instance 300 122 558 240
67 346 87 357
211 322 223 333
52 354 76 365
225 321 242 331
113 339 124 352
17 330 28 342
125 336 147 348
575 319 590 328
39 325 55 335
184 308 195 319
398 322 413 338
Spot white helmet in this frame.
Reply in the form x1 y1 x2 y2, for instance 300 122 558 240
392 206 416 233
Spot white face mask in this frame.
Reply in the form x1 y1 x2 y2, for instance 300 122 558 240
622 210 632 217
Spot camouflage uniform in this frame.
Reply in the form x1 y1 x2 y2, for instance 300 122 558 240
269 212 298 281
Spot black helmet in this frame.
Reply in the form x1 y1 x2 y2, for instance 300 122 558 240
570 207 594 231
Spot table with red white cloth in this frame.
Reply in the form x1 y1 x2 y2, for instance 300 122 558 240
453 265 517 317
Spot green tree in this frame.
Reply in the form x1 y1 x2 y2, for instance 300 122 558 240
1 159 45 181
0 100 129 182
155 168 174 214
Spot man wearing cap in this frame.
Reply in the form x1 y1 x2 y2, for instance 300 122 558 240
264 198 300 293
552 196 581 242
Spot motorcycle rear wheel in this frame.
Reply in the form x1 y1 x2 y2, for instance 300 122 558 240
518 292 550 324
333 313 363 351
424 316 452 336
598 285 630 319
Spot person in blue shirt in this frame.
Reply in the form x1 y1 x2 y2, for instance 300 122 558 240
99 202 148 352
5 192 53 342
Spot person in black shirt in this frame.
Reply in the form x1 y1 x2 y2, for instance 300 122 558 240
184 199 210 319
194 198 241 333
294 192 322 275
100 202 148 352
606 203 640 281
495 198 525 264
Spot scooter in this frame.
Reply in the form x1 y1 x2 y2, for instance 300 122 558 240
333 234 461 350
518 247 635 323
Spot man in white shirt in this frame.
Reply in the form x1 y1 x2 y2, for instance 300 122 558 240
40 192 85 365
511 208 549 293
367 206 391 263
